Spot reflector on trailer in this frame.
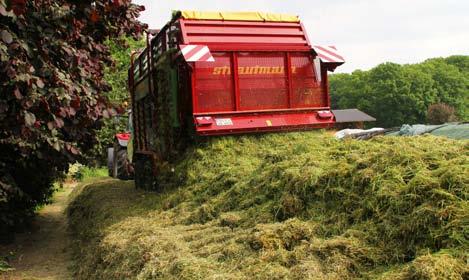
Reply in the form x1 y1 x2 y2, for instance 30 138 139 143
179 44 215 62
195 116 214 126
317 110 334 120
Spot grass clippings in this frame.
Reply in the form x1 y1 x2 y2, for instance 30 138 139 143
68 132 469 279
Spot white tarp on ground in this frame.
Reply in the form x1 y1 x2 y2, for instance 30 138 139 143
335 128 385 139
336 123 469 140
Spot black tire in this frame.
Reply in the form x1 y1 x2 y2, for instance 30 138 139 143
134 154 157 190
112 141 133 180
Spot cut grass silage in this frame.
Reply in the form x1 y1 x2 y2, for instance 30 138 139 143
68 132 469 279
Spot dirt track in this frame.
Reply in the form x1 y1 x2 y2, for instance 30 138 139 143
0 183 75 280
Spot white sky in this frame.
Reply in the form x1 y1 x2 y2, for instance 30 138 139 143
132 0 469 73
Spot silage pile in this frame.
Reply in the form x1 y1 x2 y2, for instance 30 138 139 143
68 132 469 279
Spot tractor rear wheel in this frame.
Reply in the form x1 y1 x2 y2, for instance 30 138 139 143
112 141 133 180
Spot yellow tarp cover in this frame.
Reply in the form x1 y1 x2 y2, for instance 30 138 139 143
179 10 299 23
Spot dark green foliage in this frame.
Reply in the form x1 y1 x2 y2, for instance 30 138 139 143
330 56 469 127
105 37 146 105
88 37 145 165
0 0 144 241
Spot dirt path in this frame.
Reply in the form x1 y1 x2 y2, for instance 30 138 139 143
1 182 76 280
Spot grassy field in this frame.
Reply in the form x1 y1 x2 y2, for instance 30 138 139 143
68 132 468 279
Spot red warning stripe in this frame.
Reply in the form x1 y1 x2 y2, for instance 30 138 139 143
179 44 215 62
313 45 345 63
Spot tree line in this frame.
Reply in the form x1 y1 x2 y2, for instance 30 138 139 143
330 56 468 127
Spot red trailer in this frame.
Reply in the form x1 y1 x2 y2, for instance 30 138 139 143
128 11 374 189
180 11 348 135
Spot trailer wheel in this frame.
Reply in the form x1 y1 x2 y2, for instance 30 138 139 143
134 154 156 190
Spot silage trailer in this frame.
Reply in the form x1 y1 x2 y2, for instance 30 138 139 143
124 10 374 189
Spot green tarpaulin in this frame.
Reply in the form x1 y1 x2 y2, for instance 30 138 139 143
387 123 469 140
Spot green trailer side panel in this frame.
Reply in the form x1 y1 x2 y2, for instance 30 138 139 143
169 68 180 128
134 77 149 101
